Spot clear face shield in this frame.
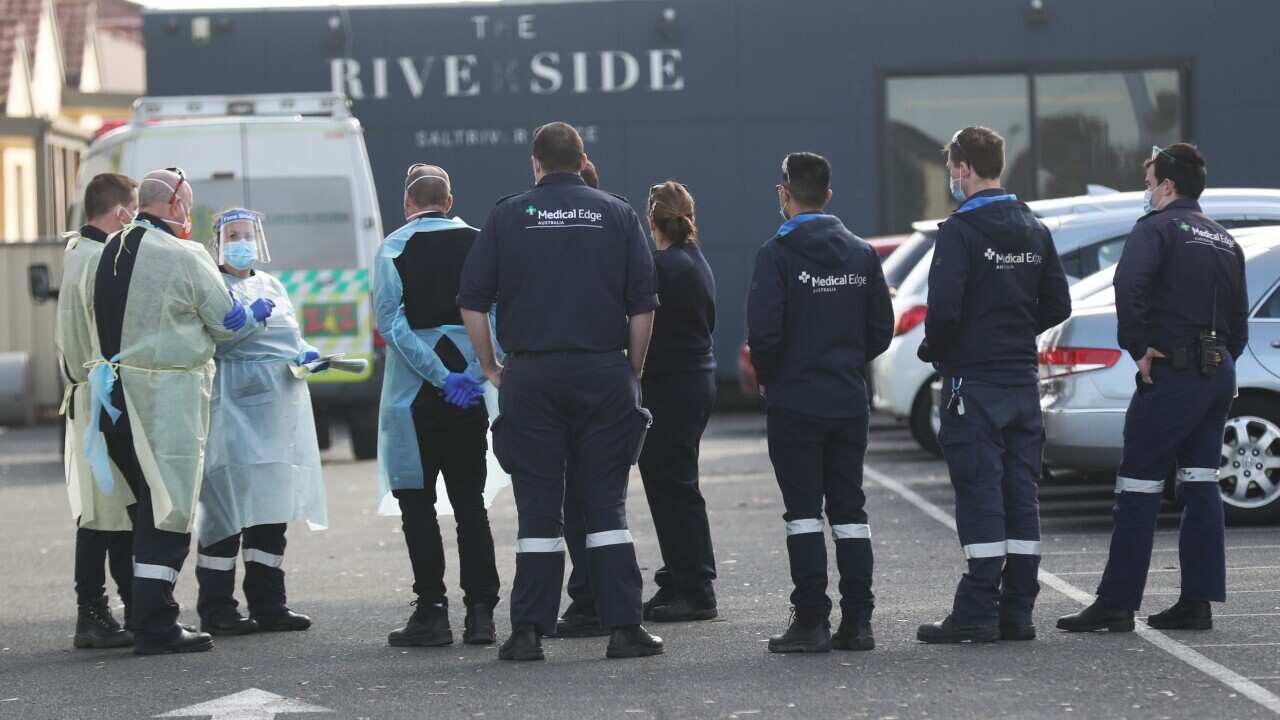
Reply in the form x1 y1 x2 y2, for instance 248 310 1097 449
213 210 270 270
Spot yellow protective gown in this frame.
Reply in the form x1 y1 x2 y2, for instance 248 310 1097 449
55 231 134 530
99 220 243 533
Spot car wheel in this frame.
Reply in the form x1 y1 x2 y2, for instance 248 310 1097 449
350 405 379 461
1219 396 1280 524
910 382 942 457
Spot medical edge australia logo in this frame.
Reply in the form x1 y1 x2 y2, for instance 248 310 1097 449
527 204 605 229
984 247 1043 271
798 270 867 294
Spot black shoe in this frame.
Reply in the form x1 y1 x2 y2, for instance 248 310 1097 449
463 605 496 645
554 610 610 638
1056 600 1135 633
648 597 718 623
999 623 1037 641
1146 598 1212 630
641 588 678 621
133 627 214 656
606 625 665 659
201 608 259 636
916 615 1000 644
768 612 831 654
252 608 312 632
73 598 133 649
499 625 545 661
388 601 452 647
832 616 875 652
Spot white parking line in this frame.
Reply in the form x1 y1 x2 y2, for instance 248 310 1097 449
1189 643 1280 648
1217 613 1280 618
863 465 1280 716
1146 589 1280 596
1052 566 1280 577
1044 545 1280 556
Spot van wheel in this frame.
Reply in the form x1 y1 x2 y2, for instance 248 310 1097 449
350 405 379 461
1219 396 1280 525
910 383 942 457
314 410 332 451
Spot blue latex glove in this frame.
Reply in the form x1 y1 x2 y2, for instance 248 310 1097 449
296 347 321 365
443 372 482 408
250 298 276 324
223 293 247 331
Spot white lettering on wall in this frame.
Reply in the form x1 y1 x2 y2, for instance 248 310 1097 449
398 57 436 98
445 55 480 97
518 14 536 39
600 51 639 93
330 58 363 100
530 52 562 94
649 49 685 91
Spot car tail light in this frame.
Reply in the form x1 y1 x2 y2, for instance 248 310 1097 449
894 305 927 337
1038 347 1122 378
372 309 386 349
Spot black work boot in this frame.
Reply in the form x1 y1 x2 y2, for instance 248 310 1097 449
641 587 677 621
253 608 312 632
463 605 496 645
1146 598 1212 630
768 611 832 654
388 601 453 647
648 596 718 623
73 598 133 649
201 607 259 636
832 610 875 651
998 621 1037 641
917 615 1000 644
1056 600 1135 633
499 624 545 661
606 625 665 659
554 602 609 638
134 627 214 656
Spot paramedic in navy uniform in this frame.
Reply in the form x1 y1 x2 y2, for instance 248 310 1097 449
459 122 664 662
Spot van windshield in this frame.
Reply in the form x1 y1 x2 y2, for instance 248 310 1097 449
193 176 359 271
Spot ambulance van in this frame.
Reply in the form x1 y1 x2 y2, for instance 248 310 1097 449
74 93 385 458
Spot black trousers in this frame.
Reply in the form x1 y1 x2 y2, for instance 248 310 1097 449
494 352 648 633
74 527 133 608
196 523 289 620
395 420 499 609
937 381 1042 625
565 370 718 611
766 407 874 627
103 414 190 643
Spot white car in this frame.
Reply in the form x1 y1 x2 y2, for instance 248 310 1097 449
872 190 1280 455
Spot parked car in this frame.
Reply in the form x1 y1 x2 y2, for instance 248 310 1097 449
872 190 1280 455
1039 225 1280 524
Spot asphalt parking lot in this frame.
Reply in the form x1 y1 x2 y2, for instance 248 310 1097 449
0 412 1277 720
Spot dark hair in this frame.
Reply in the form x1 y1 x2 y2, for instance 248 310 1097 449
532 122 585 174
581 160 600 189
945 126 1005 180
781 152 831 208
648 181 696 245
1145 143 1207 199
83 173 137 219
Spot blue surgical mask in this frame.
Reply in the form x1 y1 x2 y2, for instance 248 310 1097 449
1142 189 1153 214
949 173 966 203
224 241 258 270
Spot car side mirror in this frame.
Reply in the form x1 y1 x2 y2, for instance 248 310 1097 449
29 263 58 304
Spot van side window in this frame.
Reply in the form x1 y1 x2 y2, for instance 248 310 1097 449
1254 284 1280 319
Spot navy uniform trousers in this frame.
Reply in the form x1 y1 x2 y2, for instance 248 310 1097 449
765 406 874 627
938 381 1042 626
102 408 191 643
1097 357 1234 610
195 523 288 622
565 369 718 613
494 351 649 633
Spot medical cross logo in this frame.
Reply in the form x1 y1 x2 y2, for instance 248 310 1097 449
797 269 866 294
525 205 537 216
984 247 1042 269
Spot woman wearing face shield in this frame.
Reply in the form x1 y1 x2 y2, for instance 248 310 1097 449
194 208 328 636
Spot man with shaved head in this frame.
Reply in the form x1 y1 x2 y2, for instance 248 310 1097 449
375 163 501 648
93 167 272 654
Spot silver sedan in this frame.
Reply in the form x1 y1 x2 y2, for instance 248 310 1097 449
1039 226 1280 524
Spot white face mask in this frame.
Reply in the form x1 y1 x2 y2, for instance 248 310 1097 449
949 169 966 203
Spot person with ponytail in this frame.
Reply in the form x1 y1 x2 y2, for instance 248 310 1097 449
636 181 721 623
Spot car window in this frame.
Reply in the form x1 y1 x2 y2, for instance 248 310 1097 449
897 247 934 299
1094 236 1127 272
1058 248 1085 279
1255 284 1280 319
249 177 359 271
882 230 936 289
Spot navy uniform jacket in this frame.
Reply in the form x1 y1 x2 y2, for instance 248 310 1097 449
457 172 658 352
919 190 1072 386
1114 198 1247 361
747 213 894 419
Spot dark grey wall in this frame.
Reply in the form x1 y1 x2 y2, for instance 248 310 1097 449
144 0 1280 380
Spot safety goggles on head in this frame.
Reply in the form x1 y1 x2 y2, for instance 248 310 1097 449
165 167 187 204
1151 145 1178 164
212 208 270 267
649 181 689 205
